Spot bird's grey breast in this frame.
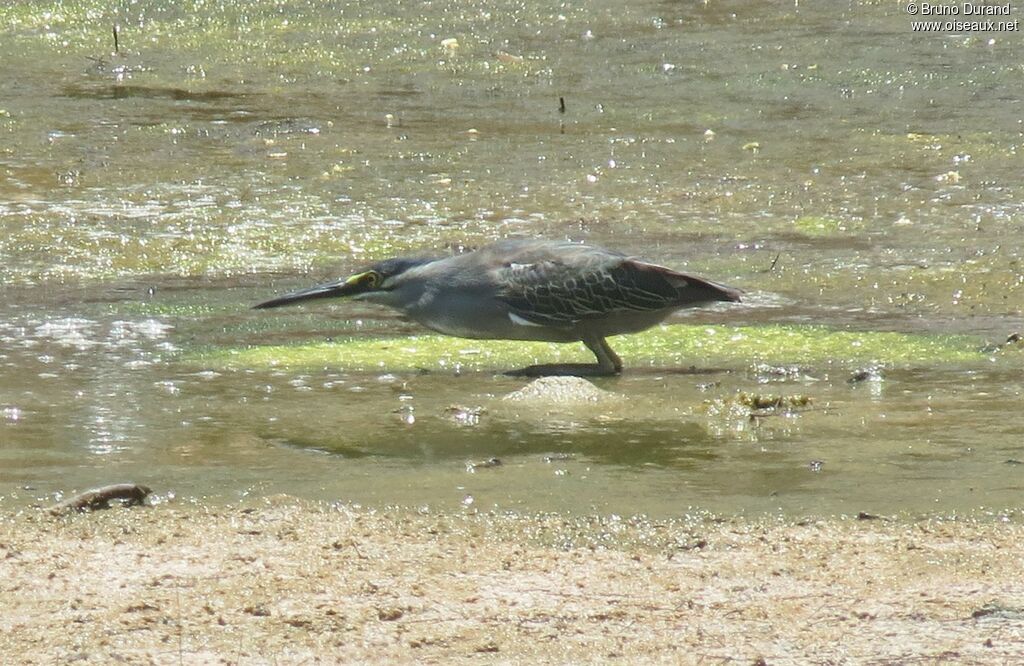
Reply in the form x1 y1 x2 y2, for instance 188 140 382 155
389 256 510 339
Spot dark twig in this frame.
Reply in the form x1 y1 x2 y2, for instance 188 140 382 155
177 585 184 666
47 483 152 515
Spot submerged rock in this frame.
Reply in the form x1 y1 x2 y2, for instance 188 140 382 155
502 376 618 404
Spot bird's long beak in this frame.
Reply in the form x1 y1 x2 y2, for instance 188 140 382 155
252 272 373 309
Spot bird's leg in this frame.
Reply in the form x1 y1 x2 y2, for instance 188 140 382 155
586 336 623 374
505 336 622 377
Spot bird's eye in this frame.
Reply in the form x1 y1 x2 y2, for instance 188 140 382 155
365 272 382 288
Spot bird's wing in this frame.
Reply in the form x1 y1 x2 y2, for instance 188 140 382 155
495 257 681 327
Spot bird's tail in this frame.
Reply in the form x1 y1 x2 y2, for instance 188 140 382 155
684 274 742 303
252 281 349 309
659 269 742 304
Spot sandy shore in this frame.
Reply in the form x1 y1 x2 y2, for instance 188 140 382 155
2 498 1023 664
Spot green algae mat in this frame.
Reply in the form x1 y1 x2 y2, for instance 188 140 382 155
194 324 1005 373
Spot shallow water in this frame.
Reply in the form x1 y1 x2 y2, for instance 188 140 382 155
1 0 1022 517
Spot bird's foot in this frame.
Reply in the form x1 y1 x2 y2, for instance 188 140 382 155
505 363 620 378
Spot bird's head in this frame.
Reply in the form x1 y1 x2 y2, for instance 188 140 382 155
253 256 435 310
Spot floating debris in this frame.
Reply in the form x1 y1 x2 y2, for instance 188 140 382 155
253 118 322 136
466 458 502 473
443 405 485 426
392 404 415 425
543 453 575 463
703 392 814 432
848 366 884 384
737 393 812 411
751 363 814 383
980 333 1022 353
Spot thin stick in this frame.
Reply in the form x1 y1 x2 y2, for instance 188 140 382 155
113 24 120 53
177 585 184 666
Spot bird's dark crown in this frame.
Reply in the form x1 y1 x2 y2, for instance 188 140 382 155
368 256 436 279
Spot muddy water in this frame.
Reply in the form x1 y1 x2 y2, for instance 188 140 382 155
1 1 1022 517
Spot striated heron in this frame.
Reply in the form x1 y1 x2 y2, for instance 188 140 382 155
253 239 741 376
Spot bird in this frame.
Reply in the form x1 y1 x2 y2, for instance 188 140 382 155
253 239 741 376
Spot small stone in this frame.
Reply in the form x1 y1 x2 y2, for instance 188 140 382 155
377 607 403 621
